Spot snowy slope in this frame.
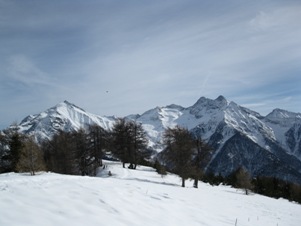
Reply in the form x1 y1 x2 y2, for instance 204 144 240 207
0 162 300 226
264 109 301 158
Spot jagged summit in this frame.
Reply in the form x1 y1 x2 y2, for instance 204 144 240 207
192 95 229 109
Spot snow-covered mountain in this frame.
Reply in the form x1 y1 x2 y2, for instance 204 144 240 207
18 100 116 142
16 96 301 183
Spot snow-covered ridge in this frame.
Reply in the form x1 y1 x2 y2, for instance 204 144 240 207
18 100 116 141
16 96 301 183
17 96 301 157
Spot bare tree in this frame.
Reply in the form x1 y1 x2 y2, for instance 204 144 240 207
235 167 253 195
17 136 45 175
191 135 212 188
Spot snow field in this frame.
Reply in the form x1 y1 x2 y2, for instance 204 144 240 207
1 161 300 226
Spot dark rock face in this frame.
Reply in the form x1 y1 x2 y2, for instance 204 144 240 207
205 132 301 184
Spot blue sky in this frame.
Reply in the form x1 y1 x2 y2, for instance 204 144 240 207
1 0 301 129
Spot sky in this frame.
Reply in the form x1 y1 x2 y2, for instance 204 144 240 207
1 0 301 129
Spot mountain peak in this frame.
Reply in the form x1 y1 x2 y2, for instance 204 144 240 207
63 100 73 105
215 95 228 107
55 100 86 113
266 108 301 121
215 95 227 102
193 95 228 109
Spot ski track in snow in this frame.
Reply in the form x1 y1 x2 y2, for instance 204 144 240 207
1 161 301 226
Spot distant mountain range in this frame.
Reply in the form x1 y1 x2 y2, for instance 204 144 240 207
17 96 301 184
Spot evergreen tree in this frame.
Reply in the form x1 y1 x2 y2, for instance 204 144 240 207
1 124 25 172
0 131 10 173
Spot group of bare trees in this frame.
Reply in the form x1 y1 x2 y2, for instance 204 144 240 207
0 120 211 187
42 119 152 176
0 119 152 176
0 121 247 190
0 124 45 175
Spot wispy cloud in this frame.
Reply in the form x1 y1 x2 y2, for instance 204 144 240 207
5 54 51 86
0 0 301 128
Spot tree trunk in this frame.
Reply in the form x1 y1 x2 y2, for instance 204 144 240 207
193 179 198 188
122 162 125 168
182 177 185 187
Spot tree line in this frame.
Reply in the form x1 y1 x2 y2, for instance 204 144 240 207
202 167 301 204
0 119 152 176
0 124 45 175
0 121 211 186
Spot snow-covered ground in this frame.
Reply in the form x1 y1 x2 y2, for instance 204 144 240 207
1 161 300 226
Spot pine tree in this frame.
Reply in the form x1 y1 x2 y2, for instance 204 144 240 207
0 131 10 173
